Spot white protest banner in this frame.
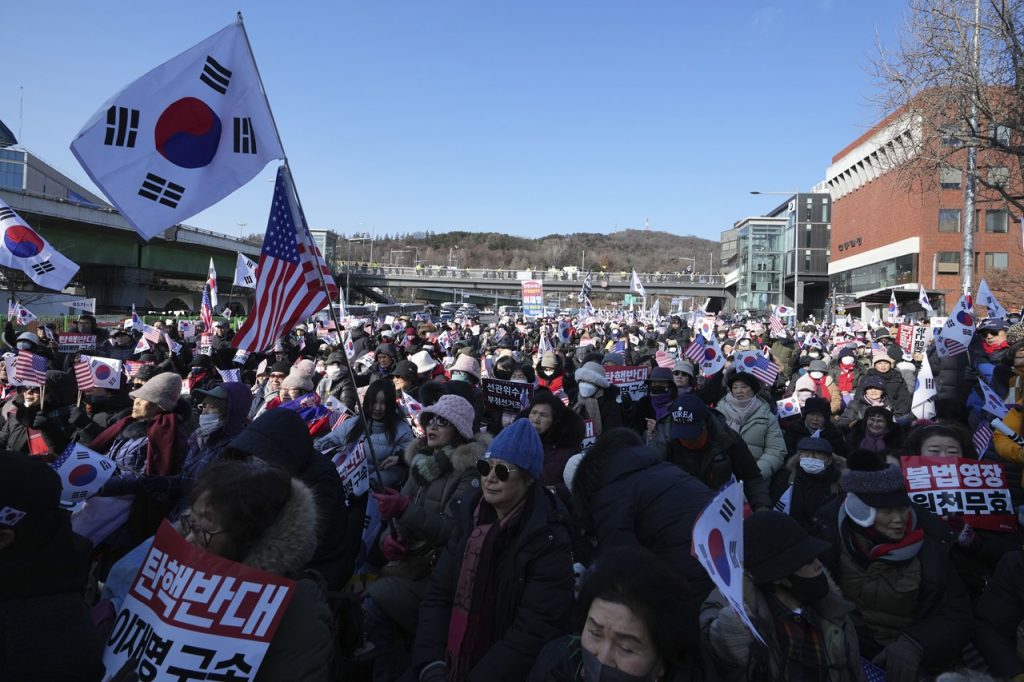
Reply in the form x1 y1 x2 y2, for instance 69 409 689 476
692 479 766 645
178 320 197 340
604 365 650 402
902 456 1017 532
330 441 370 498
57 333 97 354
68 298 97 314
199 333 213 356
102 521 296 680
912 325 929 356
50 441 115 507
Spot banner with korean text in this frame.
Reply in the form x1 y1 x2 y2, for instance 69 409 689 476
102 520 295 680
604 365 650 401
902 456 1016 532
521 280 544 318
482 378 534 412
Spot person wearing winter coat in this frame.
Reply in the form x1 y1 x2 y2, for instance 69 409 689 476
360 394 490 681
179 459 334 681
0 370 79 458
520 388 585 504
792 359 842 414
529 547 713 682
409 419 575 682
717 371 787 481
630 366 680 458
701 511 865 682
316 350 358 412
974 549 1024 677
570 427 715 613
536 350 577 400
0 452 104 682
830 346 863 406
778 436 848 533
571 361 624 438
664 394 772 511
673 359 727 406
770 331 798 381
810 455 972 680
843 406 905 459
224 407 349 590
853 352 912 420
835 375 897 431
357 342 400 387
782 396 848 460
66 383 134 446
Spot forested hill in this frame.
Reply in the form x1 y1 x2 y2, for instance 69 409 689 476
337 229 720 273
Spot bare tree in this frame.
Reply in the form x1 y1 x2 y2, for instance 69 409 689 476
873 0 1024 211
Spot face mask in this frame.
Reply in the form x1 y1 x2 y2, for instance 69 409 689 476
198 413 223 436
783 572 830 604
581 647 657 682
16 342 32 351
325 367 343 380
841 356 855 366
451 371 472 382
810 371 824 380
799 457 827 475
578 383 598 398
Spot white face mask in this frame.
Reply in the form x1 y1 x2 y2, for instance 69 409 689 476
799 457 827 474
16 342 32 351
451 371 472 382
578 383 598 398
198 413 223 436
841 356 855 366
325 366 343 380
810 371 824 380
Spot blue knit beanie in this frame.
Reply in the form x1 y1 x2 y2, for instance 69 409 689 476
484 418 544 480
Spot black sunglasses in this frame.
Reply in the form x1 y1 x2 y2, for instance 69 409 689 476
476 459 519 481
422 414 451 428
672 371 689 377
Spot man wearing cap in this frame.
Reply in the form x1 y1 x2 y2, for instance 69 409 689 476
357 343 400 387
810 452 971 680
0 452 104 680
781 436 847 533
701 511 864 681
664 394 772 511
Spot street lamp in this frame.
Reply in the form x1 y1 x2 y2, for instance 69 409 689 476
448 245 460 269
751 188 801 318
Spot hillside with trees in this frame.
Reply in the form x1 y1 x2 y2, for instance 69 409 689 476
332 229 720 274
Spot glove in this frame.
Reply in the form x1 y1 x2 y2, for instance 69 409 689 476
872 635 923 682
419 662 448 682
97 474 143 497
381 534 408 563
372 488 411 521
68 407 92 429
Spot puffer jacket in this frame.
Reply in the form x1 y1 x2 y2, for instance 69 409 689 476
410 483 575 681
853 368 912 418
716 395 787 479
770 339 797 379
701 572 865 682
975 550 1024 677
315 368 358 412
792 372 843 415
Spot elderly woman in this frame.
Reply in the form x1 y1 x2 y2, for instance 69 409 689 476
410 418 574 682
529 547 708 682
780 436 847 533
316 351 358 411
571 361 623 439
792 359 842 414
843 406 904 461
522 388 585 502
359 394 490 681
718 371 787 481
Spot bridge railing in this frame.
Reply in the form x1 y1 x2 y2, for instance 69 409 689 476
337 263 724 286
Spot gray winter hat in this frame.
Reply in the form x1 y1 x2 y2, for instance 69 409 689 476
841 462 909 509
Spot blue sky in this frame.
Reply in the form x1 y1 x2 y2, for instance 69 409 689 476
8 1 906 242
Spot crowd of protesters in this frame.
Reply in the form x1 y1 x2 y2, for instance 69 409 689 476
7 303 1024 681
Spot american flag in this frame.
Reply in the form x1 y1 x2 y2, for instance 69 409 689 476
200 288 213 334
74 357 95 391
769 315 784 335
973 422 994 456
125 360 151 377
217 368 241 383
683 335 706 364
232 166 337 353
737 353 779 385
15 350 47 386
141 324 163 344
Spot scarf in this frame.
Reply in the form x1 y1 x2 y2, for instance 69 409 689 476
447 496 526 680
863 395 886 407
718 394 761 432
811 375 831 402
650 393 674 421
573 395 603 437
538 373 564 394
848 515 925 563
838 366 855 393
983 339 1009 355
90 412 182 476
858 432 888 453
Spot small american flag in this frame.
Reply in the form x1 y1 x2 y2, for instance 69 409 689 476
125 360 151 377
15 350 48 386
737 353 779 385
141 324 163 344
974 422 994 456
218 368 241 383
769 315 784 335
200 288 213 334
683 335 706 364
74 358 95 391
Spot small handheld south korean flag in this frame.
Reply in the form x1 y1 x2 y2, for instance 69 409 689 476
69 19 285 241
234 251 258 288
776 397 801 419
49 441 116 508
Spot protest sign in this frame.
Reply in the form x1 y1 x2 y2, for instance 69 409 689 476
199 333 213 356
902 456 1017 532
692 479 765 645
521 280 544 318
51 442 115 507
912 325 928 356
57 333 97 354
604 365 650 402
330 441 370 498
178 320 197 340
897 324 914 354
582 419 596 449
482 378 534 412
102 521 296 680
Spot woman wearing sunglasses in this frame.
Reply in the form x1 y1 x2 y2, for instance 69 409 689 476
360 393 491 681
410 417 574 682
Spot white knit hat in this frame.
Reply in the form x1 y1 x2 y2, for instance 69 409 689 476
573 361 609 388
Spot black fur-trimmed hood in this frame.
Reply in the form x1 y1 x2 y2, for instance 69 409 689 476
241 478 318 576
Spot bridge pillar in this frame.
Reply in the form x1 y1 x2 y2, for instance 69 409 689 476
80 266 153 311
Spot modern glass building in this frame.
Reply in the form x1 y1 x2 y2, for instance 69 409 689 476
733 216 786 313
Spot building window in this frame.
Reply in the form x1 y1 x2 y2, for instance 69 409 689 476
985 252 1009 270
0 149 26 191
988 166 1010 187
940 126 963 147
986 210 1009 233
937 252 960 274
990 124 1012 146
939 167 962 189
939 209 961 233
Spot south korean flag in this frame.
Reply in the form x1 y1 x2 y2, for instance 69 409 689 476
233 251 258 288
0 198 79 291
70 20 284 241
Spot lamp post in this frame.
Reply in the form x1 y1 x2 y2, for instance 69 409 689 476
751 188 801 319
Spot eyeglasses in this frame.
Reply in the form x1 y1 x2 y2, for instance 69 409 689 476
422 415 451 428
476 459 519 481
672 371 689 377
180 513 227 546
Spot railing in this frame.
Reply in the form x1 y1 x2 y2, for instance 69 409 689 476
337 263 725 286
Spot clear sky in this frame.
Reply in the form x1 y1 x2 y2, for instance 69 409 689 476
7 0 906 242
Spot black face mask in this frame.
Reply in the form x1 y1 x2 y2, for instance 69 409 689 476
581 647 658 682
783 572 829 604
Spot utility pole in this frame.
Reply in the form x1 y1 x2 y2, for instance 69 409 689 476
962 0 980 294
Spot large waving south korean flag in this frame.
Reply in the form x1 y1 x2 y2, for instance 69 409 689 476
70 20 284 241
0 198 79 290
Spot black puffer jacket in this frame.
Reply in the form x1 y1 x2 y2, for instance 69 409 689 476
227 408 349 589
571 443 714 606
975 550 1024 677
853 368 912 417
411 483 575 682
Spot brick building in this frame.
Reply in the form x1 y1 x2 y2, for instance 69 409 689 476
825 107 1022 315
